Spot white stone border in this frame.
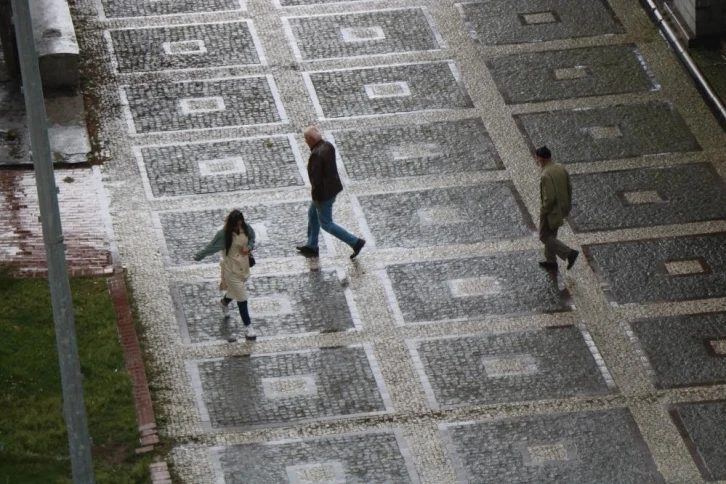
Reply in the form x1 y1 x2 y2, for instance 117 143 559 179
406 339 441 410
132 134 306 201
281 7 445 62
104 20 267 74
95 0 246 21
375 268 407 327
92 165 120 270
118 74 288 136
578 326 617 389
347 195 377 249
301 60 471 121
186 358 216 433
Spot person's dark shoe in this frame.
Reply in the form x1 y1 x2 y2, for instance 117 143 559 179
350 238 366 259
539 261 558 270
567 250 579 270
296 245 319 258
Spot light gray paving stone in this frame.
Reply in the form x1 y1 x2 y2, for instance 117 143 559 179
99 0 243 19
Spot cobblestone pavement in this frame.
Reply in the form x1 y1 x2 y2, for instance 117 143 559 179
71 0 726 480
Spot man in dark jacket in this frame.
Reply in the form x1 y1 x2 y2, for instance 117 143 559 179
296 126 365 259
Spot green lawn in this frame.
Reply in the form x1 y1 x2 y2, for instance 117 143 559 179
0 275 153 483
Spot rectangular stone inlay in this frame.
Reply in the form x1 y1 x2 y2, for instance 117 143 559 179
418 206 466 225
664 258 709 276
391 142 442 160
620 190 664 205
197 157 246 176
180 97 226 114
554 66 589 80
163 39 207 55
341 26 385 42
587 125 623 139
520 11 559 25
365 82 411 99
286 461 345 484
262 375 318 399
442 409 662 482
409 327 610 408
708 339 726 356
249 295 293 316
670 401 726 480
448 277 501 297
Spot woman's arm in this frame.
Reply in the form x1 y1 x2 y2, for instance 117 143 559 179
245 223 256 250
193 228 224 261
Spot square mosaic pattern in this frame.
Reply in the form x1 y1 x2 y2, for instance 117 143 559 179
174 270 359 343
331 118 503 180
211 430 420 483
156 202 330 266
356 182 534 248
121 76 285 134
383 252 571 325
628 312 726 388
486 45 656 104
284 9 442 61
107 21 263 73
569 163 726 232
135 136 304 198
514 101 700 163
442 409 663 483
584 233 726 304
275 0 358 6
457 0 624 45
188 345 390 430
100 0 243 18
304 62 472 119
670 401 726 481
409 326 613 408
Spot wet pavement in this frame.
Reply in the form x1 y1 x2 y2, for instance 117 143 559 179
66 0 726 481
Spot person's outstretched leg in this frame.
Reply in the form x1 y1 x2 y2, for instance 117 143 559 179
237 300 256 340
297 202 321 257
316 197 365 258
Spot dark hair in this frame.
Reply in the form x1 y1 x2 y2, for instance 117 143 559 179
535 146 552 159
224 209 249 255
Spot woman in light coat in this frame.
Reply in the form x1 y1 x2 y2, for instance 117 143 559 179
194 209 257 341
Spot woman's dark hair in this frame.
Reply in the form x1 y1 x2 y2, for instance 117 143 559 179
224 209 249 255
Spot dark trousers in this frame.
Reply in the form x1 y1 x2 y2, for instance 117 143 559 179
539 218 573 263
222 296 251 326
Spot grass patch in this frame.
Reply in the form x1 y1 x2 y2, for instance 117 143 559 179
0 275 154 483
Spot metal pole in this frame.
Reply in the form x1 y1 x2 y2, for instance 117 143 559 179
10 0 95 481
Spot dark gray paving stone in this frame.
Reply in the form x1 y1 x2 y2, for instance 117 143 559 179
174 270 358 343
332 118 504 180
410 326 613 409
570 163 726 232
442 409 663 483
584 233 726 304
285 9 441 61
514 101 701 163
212 430 419 483
122 77 284 134
487 45 656 104
157 203 327 266
670 401 726 481
384 252 571 325
101 0 242 18
357 183 534 249
189 345 389 430
108 22 262 73
457 0 624 45
630 312 726 389
305 62 472 119
137 136 303 198
277 0 357 6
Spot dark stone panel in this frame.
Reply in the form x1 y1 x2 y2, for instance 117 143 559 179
670 401 726 481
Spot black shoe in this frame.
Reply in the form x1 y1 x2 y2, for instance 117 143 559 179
296 245 319 258
350 239 366 259
567 250 579 270
539 261 558 270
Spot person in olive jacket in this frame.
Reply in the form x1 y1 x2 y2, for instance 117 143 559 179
296 126 365 259
535 146 578 271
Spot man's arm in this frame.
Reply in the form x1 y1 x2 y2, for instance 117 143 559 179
308 152 324 203
540 175 557 216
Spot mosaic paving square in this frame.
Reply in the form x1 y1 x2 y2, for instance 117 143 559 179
442 409 663 483
188 345 390 430
514 101 700 163
383 252 571 325
356 182 534 249
331 118 503 180
107 21 264 73
211 430 419 483
670 401 726 481
135 136 304 198
174 270 359 343
584 233 726 305
276 0 358 7
569 163 726 232
629 312 726 389
487 45 656 104
304 62 472 119
283 8 442 61
409 326 613 409
157 202 330 266
100 0 243 19
457 0 623 45
121 76 285 134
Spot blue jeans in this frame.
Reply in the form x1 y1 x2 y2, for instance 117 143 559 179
306 196 358 249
